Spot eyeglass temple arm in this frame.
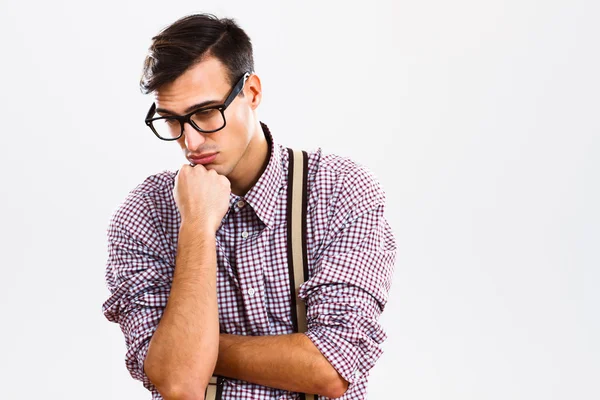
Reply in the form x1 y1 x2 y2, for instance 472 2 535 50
223 72 251 106
145 103 157 123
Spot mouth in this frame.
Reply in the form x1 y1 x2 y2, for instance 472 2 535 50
189 152 218 165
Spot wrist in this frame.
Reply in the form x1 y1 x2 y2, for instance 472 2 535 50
179 218 218 238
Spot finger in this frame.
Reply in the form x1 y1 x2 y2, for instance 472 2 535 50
176 162 194 177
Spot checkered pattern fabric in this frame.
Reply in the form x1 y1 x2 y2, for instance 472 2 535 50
102 122 397 399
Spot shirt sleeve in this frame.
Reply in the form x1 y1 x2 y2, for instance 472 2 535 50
299 164 397 390
102 192 173 393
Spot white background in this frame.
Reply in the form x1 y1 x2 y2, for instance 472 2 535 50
0 0 598 399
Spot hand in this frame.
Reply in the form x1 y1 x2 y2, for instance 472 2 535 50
173 164 231 232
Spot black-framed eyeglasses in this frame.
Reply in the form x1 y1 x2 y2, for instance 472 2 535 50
145 72 251 141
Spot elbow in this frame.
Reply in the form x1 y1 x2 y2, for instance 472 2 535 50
159 384 205 400
322 375 349 399
144 343 217 399
144 359 208 400
143 356 170 396
316 361 349 399
146 372 208 400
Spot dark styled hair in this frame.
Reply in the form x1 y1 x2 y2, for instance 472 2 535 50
139 13 254 94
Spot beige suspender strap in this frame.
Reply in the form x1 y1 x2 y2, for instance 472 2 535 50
289 149 309 334
205 376 219 400
286 149 317 400
206 149 315 400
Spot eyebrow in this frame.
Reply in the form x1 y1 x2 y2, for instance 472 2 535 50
156 99 221 115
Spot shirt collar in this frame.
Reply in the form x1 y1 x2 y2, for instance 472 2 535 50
229 121 285 229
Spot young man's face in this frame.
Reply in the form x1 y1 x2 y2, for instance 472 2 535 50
153 56 260 178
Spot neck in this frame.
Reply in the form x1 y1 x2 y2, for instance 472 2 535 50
229 122 269 196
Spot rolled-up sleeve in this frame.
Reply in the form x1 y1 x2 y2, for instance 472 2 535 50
299 165 397 388
102 192 173 393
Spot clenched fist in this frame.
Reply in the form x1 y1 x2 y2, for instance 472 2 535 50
173 164 231 233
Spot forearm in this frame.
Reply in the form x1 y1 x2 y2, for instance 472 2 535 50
214 333 348 398
144 222 219 398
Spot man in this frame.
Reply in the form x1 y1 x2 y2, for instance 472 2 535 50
102 13 396 400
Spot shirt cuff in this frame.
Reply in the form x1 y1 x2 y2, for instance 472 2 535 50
304 324 384 385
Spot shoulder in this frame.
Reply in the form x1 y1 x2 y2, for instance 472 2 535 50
130 169 176 197
109 169 177 229
302 147 387 215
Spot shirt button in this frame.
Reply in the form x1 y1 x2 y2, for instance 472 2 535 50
247 288 256 296
237 200 246 208
241 231 249 239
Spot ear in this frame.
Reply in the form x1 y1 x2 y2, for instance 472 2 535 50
244 73 262 110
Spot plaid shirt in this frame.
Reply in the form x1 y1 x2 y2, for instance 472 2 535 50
102 122 397 399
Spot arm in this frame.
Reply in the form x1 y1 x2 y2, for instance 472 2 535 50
102 165 230 400
102 197 219 400
214 165 396 398
143 222 219 399
299 181 396 391
214 333 349 398
144 165 231 399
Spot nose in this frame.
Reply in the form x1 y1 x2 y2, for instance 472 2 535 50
182 121 207 149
